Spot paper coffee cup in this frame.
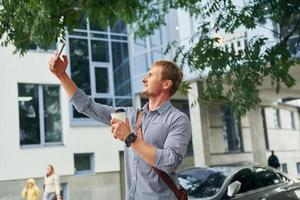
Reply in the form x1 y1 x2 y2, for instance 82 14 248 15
111 112 126 122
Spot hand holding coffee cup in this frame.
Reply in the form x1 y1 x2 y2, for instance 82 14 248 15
111 109 128 140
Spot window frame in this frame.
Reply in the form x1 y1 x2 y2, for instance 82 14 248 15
291 111 296 129
18 83 63 147
74 153 95 175
67 20 133 125
297 162 300 175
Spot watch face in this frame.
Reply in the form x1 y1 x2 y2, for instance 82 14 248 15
125 133 137 147
128 133 136 142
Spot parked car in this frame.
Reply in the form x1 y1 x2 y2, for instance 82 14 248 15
178 165 300 200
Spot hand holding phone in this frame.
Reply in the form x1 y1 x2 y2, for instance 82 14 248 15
55 43 65 60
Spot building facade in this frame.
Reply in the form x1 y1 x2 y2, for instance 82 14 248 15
1 6 300 200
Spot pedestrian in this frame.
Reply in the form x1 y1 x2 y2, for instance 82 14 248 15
43 164 61 200
48 54 191 200
22 178 40 200
268 150 280 169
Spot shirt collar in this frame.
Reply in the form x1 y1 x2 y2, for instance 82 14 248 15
142 100 172 114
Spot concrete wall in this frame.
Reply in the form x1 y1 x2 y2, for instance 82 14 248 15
0 172 121 200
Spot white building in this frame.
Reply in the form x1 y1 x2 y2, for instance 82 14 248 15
1 7 300 200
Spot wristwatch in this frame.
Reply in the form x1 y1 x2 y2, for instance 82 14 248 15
125 133 137 147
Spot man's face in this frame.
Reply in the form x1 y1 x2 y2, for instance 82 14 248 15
142 65 164 97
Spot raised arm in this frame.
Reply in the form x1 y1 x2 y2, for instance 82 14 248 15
48 54 77 97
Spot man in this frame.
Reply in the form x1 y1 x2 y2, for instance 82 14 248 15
268 150 280 169
48 54 191 200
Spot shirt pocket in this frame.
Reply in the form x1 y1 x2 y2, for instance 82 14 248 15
144 122 169 148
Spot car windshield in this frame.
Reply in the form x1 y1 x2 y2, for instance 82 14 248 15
178 167 236 198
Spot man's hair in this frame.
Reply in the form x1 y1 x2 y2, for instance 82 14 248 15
153 60 183 97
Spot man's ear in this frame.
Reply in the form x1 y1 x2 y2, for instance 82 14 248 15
163 80 173 90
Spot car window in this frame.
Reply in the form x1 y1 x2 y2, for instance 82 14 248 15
253 168 282 189
178 168 231 198
276 172 291 183
230 168 255 194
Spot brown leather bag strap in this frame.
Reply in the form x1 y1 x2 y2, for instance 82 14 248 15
152 167 184 200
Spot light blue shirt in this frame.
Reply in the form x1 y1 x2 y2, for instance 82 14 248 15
71 89 191 200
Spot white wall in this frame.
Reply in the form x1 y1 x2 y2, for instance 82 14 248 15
0 46 123 181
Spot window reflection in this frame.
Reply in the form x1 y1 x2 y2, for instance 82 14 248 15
18 84 40 145
43 86 62 143
91 40 109 62
178 168 229 198
95 67 109 93
134 38 147 53
115 99 132 107
112 42 132 96
68 18 132 119
18 84 62 145
134 54 148 75
70 38 91 95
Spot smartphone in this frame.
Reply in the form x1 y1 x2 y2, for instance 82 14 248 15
55 43 65 60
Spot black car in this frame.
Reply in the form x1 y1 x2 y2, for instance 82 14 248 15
178 165 300 200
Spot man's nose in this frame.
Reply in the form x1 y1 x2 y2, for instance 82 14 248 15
142 76 147 83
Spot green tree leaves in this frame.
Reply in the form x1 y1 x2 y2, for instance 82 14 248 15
1 0 299 116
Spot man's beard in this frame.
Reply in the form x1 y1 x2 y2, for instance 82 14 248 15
141 89 149 97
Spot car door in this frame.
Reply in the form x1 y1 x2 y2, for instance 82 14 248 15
261 170 300 200
225 168 265 200
229 167 299 200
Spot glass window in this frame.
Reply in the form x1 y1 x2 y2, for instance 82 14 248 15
151 48 164 62
134 54 148 75
95 67 109 93
90 21 107 32
281 163 288 173
91 40 109 62
178 167 230 198
291 111 296 129
69 38 91 95
74 153 94 174
134 38 147 53
43 86 62 143
111 42 132 96
150 29 163 48
111 21 127 34
297 163 300 175
253 168 282 188
221 105 242 152
19 84 40 145
230 168 255 194
274 109 281 129
18 84 62 146
115 98 132 107
230 167 284 196
68 19 132 120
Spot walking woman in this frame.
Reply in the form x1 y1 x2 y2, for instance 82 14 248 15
22 178 40 200
43 164 61 200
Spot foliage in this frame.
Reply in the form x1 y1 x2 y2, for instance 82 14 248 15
1 0 299 116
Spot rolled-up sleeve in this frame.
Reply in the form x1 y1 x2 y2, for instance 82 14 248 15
154 114 191 173
70 89 116 125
